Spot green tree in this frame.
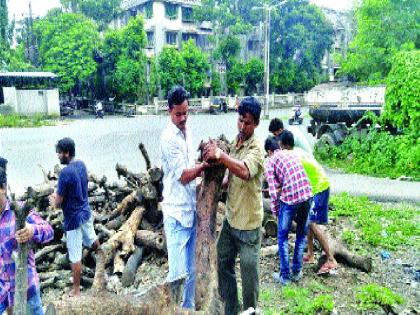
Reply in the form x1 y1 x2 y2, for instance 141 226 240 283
157 46 185 97
211 69 221 95
227 60 244 95
103 15 148 102
180 39 210 97
384 50 420 131
339 0 419 83
270 0 334 92
244 57 264 95
60 0 121 30
34 12 99 93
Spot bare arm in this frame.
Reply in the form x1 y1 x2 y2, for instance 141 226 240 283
180 162 207 185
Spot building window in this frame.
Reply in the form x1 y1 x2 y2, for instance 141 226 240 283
144 1 153 19
182 33 197 43
165 3 178 20
248 40 257 51
182 7 194 23
147 31 154 48
166 32 178 45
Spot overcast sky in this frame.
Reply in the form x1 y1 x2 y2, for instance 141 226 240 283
8 0 354 21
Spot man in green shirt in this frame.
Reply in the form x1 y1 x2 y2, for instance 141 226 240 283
265 137 337 274
204 97 265 315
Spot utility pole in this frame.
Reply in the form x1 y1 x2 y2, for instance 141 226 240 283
253 1 287 119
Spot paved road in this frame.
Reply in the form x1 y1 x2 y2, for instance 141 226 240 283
1 109 419 203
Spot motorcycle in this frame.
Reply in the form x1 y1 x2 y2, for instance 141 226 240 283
288 106 303 125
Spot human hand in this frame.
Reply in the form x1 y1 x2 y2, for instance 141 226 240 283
203 142 218 161
16 223 34 243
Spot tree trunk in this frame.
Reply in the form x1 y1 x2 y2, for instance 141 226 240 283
135 230 166 252
121 246 144 287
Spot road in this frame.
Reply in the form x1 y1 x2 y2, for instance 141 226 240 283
1 109 419 203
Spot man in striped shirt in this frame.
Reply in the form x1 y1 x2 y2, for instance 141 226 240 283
0 158 54 314
264 132 312 285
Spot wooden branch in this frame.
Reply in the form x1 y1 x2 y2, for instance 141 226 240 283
135 230 166 252
93 206 145 291
121 246 144 288
139 143 151 171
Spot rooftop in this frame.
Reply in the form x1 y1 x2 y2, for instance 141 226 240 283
121 0 200 10
0 72 58 78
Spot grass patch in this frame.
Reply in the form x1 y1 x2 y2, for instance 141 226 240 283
355 284 404 312
330 193 420 250
0 114 58 128
261 280 334 314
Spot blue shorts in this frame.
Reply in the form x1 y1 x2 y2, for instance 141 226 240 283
66 216 97 263
309 188 330 224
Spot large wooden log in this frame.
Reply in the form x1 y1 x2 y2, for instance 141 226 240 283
121 246 144 287
135 230 166 252
195 138 229 313
45 278 188 315
93 206 145 291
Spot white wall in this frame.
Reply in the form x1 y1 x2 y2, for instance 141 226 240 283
1 88 59 115
306 83 386 106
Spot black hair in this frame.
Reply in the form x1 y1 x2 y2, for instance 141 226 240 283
56 137 76 157
264 136 280 153
238 96 261 125
0 157 8 185
167 85 189 110
279 130 294 148
269 118 284 133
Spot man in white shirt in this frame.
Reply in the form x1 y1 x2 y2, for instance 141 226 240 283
160 86 207 310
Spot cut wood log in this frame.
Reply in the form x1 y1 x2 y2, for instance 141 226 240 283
263 213 277 238
114 190 142 215
139 143 151 170
195 138 229 313
261 245 278 257
135 230 166 252
45 277 188 315
93 206 145 291
35 244 63 262
121 246 144 288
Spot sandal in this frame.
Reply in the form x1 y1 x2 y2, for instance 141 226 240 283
303 255 316 264
317 261 338 275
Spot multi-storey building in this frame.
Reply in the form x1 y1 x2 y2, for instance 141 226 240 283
111 0 212 57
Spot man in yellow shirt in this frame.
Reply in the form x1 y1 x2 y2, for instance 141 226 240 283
205 97 264 315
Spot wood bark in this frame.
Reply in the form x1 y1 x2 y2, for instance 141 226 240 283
135 230 166 252
93 206 145 291
195 138 229 313
121 246 144 287
12 199 31 315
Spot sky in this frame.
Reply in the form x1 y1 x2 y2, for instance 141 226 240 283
8 0 354 21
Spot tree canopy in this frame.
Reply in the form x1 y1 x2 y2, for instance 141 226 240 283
60 0 121 30
34 12 99 93
339 0 419 83
157 46 185 97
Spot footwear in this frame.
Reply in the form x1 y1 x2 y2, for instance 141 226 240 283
317 261 338 275
272 272 290 286
291 270 303 282
303 255 315 264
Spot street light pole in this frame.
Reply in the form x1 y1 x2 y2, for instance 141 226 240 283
253 1 287 119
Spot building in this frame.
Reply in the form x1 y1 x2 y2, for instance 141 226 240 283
0 72 60 115
111 0 212 57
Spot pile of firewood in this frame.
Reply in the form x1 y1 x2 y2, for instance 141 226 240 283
20 143 168 293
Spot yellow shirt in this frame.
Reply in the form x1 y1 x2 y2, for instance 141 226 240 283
226 134 265 230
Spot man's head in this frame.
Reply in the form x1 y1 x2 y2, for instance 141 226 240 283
268 118 284 137
264 136 280 157
279 130 294 150
56 137 75 165
168 85 189 132
237 97 261 141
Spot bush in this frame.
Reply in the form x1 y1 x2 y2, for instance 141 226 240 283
356 284 404 311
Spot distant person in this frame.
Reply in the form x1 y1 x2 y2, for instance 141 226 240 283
264 131 312 285
95 101 103 119
268 118 312 155
0 157 54 314
49 138 100 298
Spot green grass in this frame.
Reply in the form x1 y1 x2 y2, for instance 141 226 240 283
355 284 404 311
0 114 58 128
330 193 420 250
261 280 335 314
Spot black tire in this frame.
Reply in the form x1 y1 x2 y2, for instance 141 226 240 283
288 118 294 125
316 132 337 150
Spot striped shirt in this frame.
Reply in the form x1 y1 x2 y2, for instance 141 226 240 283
0 200 54 309
265 149 312 215
160 120 197 228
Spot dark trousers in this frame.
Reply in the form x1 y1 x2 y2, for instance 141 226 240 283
217 218 262 315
